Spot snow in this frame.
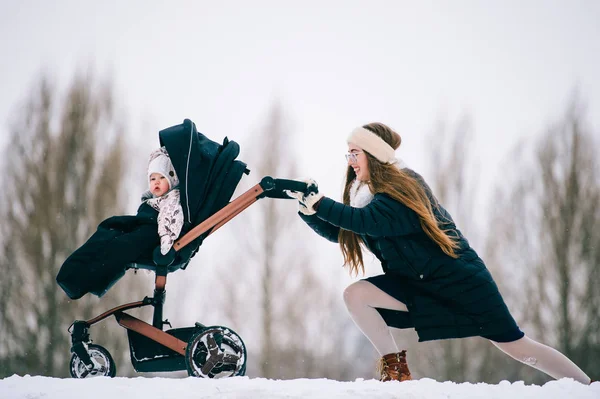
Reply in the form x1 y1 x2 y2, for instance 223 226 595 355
1 375 598 399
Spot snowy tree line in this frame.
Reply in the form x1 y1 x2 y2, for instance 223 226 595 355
0 73 151 377
0 72 598 384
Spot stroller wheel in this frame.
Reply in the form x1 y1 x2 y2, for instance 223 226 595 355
185 325 247 378
69 344 117 378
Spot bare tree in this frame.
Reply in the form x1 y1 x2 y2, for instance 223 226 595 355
0 72 145 377
488 95 600 383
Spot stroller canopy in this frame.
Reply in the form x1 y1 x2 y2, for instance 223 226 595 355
159 119 248 263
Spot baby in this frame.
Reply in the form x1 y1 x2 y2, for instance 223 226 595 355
145 147 184 255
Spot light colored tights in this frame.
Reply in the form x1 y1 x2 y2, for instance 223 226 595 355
343 280 408 355
492 336 590 384
343 280 591 384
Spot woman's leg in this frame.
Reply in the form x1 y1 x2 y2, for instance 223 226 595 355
491 335 591 384
343 280 409 356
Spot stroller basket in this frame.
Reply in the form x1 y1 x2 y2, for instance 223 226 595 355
128 326 198 372
127 327 197 372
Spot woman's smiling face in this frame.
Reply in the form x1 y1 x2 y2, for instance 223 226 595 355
347 143 369 181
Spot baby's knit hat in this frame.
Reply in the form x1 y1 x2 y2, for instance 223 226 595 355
147 147 179 189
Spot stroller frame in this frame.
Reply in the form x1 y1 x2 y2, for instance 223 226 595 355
68 176 311 378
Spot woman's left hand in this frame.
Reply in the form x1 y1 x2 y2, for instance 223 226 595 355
285 178 324 215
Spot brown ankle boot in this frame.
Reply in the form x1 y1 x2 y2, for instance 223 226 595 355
377 350 412 382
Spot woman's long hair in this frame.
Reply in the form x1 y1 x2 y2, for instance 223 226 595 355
339 122 459 276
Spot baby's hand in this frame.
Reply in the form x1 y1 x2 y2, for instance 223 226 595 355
160 235 173 255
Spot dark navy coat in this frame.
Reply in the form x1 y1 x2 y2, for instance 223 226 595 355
300 170 522 342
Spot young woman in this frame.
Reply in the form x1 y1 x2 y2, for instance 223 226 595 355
287 123 591 384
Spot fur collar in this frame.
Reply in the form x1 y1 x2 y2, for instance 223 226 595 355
394 157 408 169
350 180 374 208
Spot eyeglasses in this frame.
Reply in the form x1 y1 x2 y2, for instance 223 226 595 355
345 151 363 163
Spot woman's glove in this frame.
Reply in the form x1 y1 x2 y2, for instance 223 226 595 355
302 191 324 214
285 178 323 216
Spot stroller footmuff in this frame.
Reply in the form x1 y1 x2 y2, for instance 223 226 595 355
62 119 314 378
57 212 159 300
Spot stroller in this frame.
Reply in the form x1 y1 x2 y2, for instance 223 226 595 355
66 119 313 379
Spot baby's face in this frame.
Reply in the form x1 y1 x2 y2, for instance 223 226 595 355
149 173 170 196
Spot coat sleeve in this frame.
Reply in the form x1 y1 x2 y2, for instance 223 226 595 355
315 194 422 237
298 212 340 243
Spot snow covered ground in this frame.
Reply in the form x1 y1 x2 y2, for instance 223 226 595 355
1 375 598 399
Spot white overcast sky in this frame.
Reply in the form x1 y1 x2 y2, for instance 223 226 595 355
1 0 599 218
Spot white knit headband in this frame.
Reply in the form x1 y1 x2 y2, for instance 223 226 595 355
347 127 397 164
